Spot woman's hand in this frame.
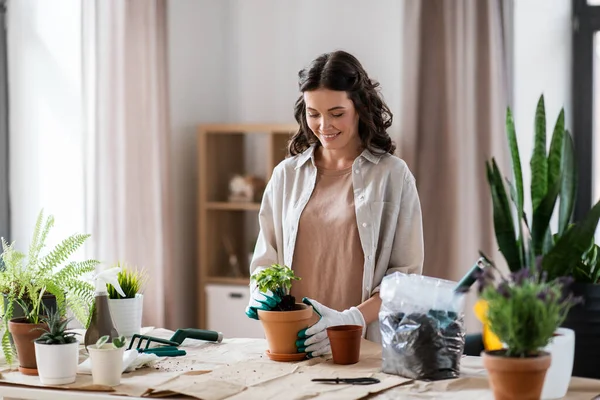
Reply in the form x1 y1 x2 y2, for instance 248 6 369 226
296 297 365 357
245 268 282 319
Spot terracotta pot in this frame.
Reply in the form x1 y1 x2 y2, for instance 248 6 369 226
258 303 313 356
482 350 552 400
8 318 48 375
327 325 362 365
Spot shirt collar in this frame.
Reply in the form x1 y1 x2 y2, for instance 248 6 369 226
294 143 383 170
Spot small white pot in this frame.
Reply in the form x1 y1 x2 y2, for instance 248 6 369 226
541 327 575 399
108 294 143 337
34 340 79 385
87 344 125 386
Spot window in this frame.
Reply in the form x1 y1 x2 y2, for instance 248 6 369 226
573 0 600 243
596 33 600 242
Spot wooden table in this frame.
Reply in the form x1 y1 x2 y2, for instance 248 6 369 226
1 329 599 400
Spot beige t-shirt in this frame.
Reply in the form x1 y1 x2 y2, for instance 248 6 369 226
290 166 365 312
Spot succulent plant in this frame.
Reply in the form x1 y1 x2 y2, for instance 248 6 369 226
35 308 79 345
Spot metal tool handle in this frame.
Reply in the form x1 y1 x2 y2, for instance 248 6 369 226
171 328 223 344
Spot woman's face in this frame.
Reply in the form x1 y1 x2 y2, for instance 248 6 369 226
304 88 360 152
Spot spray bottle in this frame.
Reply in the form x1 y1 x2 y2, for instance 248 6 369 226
84 267 126 348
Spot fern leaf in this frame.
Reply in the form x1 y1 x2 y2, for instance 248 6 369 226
1 329 14 365
54 260 98 284
27 210 45 270
38 234 90 276
28 214 55 271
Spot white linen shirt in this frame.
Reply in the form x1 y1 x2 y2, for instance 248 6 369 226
250 144 424 342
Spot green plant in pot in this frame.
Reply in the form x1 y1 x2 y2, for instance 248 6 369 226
251 264 314 361
484 94 600 378
0 209 98 369
106 263 148 337
472 263 579 399
33 307 80 385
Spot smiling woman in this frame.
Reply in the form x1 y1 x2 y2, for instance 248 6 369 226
246 50 424 359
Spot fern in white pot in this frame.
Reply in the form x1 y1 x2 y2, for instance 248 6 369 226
106 264 147 337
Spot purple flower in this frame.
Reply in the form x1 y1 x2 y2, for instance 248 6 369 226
475 267 495 294
537 288 548 302
497 282 510 298
510 268 531 286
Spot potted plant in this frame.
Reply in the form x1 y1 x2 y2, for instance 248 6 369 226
6 287 50 375
34 307 80 385
87 334 126 386
0 209 98 367
252 264 313 361
472 263 579 399
484 94 600 378
107 263 147 337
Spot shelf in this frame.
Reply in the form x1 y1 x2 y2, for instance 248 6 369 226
205 277 250 285
205 202 261 211
198 123 297 134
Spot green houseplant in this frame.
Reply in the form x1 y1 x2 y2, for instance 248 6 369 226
33 307 80 384
484 94 600 378
87 334 127 386
0 209 98 367
107 263 148 337
251 263 301 311
474 264 579 399
251 264 313 361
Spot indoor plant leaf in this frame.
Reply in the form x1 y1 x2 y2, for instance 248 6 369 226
558 130 576 236
486 160 521 272
532 176 561 255
530 95 548 212
542 200 600 279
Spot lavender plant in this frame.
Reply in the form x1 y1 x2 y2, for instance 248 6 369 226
475 260 581 358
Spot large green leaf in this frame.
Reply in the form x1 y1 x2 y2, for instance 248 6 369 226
531 95 548 211
558 130 576 236
505 107 525 266
486 159 522 272
542 200 600 280
547 109 565 192
532 175 561 255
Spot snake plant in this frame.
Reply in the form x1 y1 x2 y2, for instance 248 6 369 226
486 94 600 282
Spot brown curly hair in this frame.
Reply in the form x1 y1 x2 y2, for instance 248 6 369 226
288 50 395 157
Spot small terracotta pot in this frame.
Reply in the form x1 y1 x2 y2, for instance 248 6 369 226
258 303 313 356
327 325 362 365
8 318 48 375
482 350 552 400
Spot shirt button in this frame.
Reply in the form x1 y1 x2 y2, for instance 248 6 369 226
359 195 365 200
367 255 372 260
354 170 360 174
362 222 368 228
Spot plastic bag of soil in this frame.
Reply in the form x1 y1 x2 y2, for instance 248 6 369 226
379 272 466 381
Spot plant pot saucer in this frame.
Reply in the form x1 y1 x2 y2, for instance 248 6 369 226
265 350 307 362
19 366 38 376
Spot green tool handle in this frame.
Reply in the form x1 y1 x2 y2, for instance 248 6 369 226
171 328 223 344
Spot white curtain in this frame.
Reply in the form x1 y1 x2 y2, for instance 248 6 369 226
82 0 178 329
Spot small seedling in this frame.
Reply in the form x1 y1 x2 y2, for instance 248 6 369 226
96 335 126 349
251 264 301 311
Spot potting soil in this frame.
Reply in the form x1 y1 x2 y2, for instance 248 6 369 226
380 309 465 380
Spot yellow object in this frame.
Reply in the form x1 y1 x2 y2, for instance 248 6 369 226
473 299 504 351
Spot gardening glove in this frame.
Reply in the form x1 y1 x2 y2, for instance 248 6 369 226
296 297 365 358
245 267 282 320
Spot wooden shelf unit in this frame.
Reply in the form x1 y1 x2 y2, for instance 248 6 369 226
197 123 297 329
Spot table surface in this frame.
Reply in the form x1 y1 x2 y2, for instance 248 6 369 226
1 329 599 400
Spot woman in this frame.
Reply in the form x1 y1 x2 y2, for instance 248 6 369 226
245 50 424 358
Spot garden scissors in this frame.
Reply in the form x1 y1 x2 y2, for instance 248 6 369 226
311 377 380 385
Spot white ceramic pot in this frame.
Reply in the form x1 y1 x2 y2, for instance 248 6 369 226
108 294 143 337
87 344 125 386
541 327 575 399
34 340 79 385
